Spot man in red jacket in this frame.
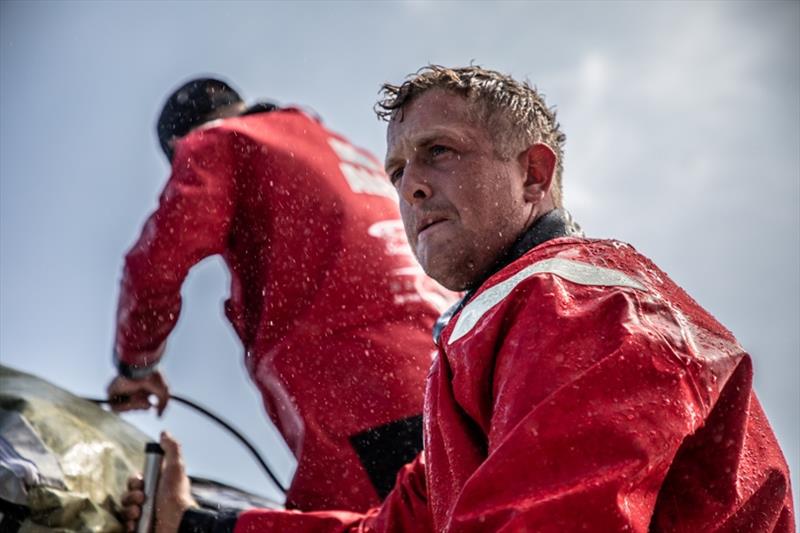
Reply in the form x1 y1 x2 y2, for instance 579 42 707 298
123 67 794 532
108 77 451 513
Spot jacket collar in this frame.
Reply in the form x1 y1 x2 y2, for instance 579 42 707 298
496 208 583 273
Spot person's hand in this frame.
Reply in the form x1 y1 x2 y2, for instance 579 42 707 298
121 472 144 532
121 432 198 533
107 370 170 416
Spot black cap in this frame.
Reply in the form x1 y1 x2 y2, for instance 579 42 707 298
145 442 164 454
156 77 243 161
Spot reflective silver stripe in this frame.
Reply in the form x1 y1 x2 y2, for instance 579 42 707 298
447 258 646 345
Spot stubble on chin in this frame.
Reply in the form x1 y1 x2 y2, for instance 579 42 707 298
419 247 480 292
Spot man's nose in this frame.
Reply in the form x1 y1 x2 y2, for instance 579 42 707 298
399 162 433 204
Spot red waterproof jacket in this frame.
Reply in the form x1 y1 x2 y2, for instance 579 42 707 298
228 233 794 531
115 109 451 511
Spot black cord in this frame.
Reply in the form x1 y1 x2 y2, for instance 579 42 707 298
86 395 287 494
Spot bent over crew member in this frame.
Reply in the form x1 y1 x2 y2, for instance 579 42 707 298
109 78 451 514
124 67 794 533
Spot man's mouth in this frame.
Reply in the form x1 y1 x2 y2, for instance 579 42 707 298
417 216 448 236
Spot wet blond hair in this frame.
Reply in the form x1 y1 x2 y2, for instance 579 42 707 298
376 65 566 207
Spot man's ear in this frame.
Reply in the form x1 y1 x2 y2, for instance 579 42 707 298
520 143 556 203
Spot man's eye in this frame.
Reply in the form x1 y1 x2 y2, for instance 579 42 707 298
389 167 404 184
430 145 449 157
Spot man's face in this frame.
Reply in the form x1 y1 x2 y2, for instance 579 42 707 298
385 90 533 291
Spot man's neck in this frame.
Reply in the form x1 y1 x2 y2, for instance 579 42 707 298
472 208 583 291
500 209 583 269
432 209 583 345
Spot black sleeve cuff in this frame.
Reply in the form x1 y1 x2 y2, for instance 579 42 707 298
114 352 158 380
179 507 239 533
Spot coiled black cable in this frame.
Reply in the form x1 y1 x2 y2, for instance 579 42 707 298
86 394 287 494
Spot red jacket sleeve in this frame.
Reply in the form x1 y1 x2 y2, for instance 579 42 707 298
115 128 237 372
438 279 740 532
232 453 433 532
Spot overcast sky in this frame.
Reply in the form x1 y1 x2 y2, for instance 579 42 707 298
1 0 798 514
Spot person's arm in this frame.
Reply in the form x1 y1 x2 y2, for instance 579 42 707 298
111 128 237 405
440 278 722 532
227 453 431 533
121 434 432 533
